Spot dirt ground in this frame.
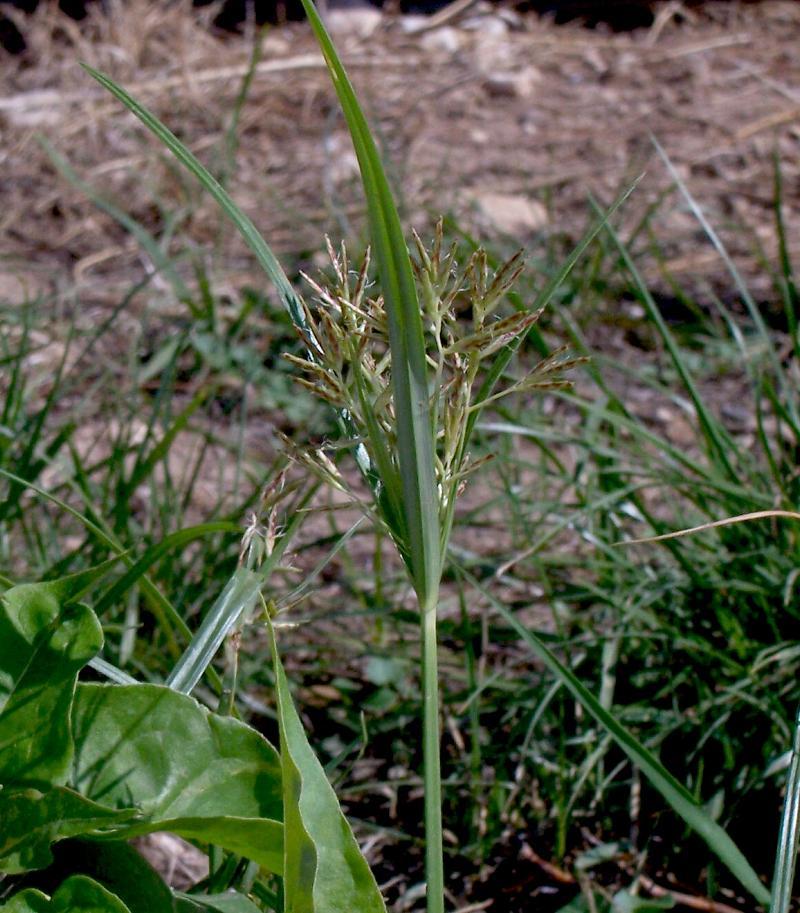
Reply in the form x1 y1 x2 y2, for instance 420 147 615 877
1 0 799 311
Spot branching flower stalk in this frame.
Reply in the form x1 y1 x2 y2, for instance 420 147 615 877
287 227 580 558
285 220 580 910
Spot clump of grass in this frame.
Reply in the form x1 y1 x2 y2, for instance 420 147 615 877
446 153 800 905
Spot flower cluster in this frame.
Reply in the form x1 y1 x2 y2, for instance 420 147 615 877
284 221 583 538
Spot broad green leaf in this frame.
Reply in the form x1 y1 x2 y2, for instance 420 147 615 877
484 586 771 906
0 875 132 912
269 623 386 913
0 557 120 705
140 817 282 874
70 683 283 872
0 891 50 913
299 0 440 602
0 787 136 874
0 578 103 786
46 839 174 913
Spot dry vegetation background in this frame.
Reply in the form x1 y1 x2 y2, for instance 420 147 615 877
1 0 799 310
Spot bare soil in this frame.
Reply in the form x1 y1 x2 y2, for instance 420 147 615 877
1 0 799 310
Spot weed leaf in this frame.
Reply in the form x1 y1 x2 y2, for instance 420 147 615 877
70 683 284 872
0 580 104 786
0 875 133 912
49 840 175 913
0 788 136 875
269 622 386 912
175 894 263 913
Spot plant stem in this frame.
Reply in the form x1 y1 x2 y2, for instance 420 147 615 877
769 707 800 913
421 588 444 913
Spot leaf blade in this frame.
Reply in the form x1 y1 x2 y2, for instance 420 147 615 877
299 0 440 601
269 622 386 913
474 573 770 906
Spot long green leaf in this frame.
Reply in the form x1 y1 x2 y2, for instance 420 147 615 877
471 571 770 905
299 0 440 602
590 199 739 482
165 567 261 695
269 622 386 912
81 66 306 332
166 483 314 695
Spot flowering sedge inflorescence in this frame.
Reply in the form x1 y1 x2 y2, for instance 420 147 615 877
283 220 583 552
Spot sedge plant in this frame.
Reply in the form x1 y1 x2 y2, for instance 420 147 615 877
81 5 763 907
282 229 577 909
83 8 580 907
284 9 583 905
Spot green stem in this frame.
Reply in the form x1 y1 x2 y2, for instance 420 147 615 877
421 589 444 913
769 707 800 913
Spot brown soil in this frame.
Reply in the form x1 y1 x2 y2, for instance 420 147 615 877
1 0 799 310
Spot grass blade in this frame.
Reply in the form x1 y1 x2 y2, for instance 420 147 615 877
166 487 312 696
298 0 440 601
769 708 800 913
165 567 263 695
462 568 771 906
81 65 307 332
652 137 775 357
93 521 238 618
40 137 192 306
